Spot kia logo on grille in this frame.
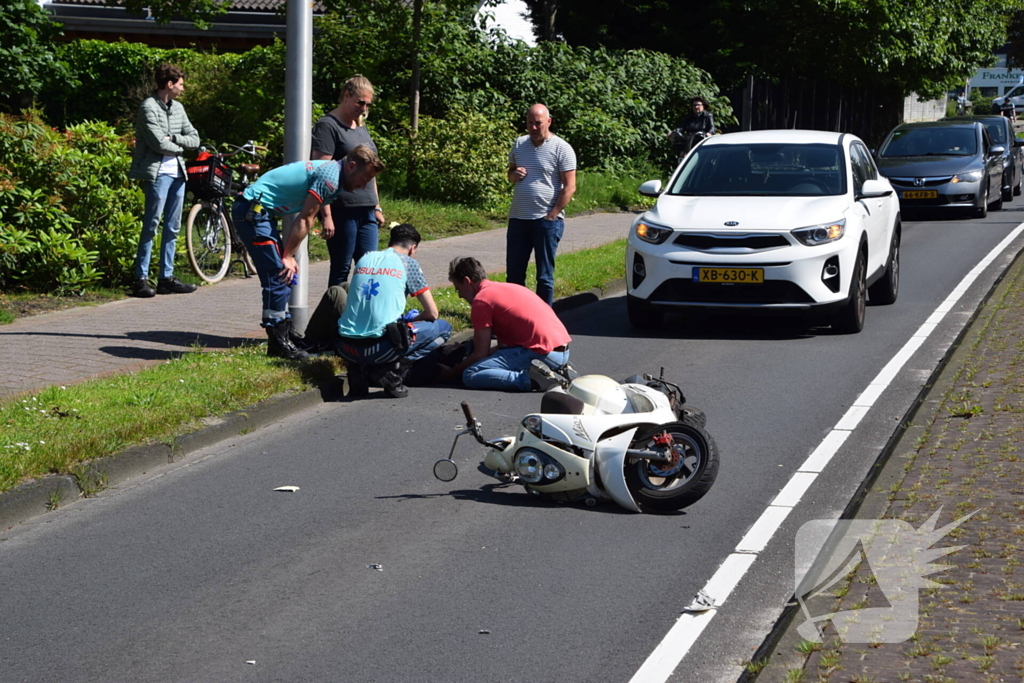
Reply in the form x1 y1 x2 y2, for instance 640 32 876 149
914 178 925 187
724 221 739 226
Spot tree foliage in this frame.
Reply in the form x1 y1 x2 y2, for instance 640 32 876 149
120 0 227 27
0 0 69 113
315 0 729 169
521 0 1021 97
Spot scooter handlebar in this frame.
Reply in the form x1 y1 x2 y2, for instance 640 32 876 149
461 401 475 424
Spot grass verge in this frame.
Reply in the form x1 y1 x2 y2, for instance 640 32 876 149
0 240 627 494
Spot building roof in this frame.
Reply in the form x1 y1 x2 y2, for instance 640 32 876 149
45 0 325 50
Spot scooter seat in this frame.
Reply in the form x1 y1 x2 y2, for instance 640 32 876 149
540 388 586 415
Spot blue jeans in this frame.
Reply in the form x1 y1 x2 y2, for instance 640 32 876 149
336 319 453 365
232 198 292 322
327 204 379 286
463 346 569 392
134 174 186 280
506 217 564 306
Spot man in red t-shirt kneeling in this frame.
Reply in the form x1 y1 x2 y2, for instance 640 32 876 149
442 257 571 391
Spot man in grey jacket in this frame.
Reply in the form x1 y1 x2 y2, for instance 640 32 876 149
128 64 200 298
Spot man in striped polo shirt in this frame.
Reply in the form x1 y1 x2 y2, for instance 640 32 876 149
506 104 577 306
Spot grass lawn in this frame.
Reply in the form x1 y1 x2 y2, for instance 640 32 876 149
0 239 628 494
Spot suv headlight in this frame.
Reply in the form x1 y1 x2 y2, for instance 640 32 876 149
635 220 673 245
951 170 984 183
792 219 845 246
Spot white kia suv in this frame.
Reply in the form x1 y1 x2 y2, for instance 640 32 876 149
626 130 901 333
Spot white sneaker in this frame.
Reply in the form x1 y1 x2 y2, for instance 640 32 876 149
529 360 564 392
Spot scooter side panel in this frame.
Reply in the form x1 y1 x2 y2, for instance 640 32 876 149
595 428 641 513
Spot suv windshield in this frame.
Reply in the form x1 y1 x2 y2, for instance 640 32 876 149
667 143 846 197
879 127 978 157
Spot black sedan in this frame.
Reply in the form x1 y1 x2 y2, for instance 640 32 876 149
942 114 1024 202
875 121 1005 218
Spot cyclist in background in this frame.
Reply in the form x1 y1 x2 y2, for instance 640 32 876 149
232 145 384 361
669 96 716 157
1001 97 1018 123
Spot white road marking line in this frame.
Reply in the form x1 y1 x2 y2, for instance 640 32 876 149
835 404 870 431
798 429 851 473
852 383 886 407
771 472 819 508
629 222 1024 683
736 506 793 553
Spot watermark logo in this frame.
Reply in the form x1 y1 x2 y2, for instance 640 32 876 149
794 508 976 644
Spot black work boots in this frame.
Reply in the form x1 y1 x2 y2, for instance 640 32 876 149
346 360 410 398
265 319 309 361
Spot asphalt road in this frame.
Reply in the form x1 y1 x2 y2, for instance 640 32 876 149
2 205 1024 683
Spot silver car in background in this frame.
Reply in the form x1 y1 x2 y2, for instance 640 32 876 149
875 121 1004 218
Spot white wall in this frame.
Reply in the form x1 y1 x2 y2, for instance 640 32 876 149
903 94 946 123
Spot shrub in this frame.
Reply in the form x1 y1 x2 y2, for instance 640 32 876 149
379 112 516 208
0 113 143 293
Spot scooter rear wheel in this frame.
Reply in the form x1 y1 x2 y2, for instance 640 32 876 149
625 418 719 512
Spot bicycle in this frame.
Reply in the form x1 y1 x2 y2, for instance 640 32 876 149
184 141 266 284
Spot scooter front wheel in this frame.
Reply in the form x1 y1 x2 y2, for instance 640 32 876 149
625 419 719 512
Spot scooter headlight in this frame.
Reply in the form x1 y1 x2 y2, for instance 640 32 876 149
513 448 566 484
522 415 543 437
514 448 545 483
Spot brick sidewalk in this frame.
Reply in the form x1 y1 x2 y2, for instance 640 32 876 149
766 253 1024 682
0 212 631 399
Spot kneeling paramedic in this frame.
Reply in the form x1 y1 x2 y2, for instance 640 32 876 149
232 145 383 360
336 224 452 398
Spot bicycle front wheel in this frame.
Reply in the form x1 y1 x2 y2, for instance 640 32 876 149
186 202 231 283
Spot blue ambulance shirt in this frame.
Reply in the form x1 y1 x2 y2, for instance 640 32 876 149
338 249 429 338
242 160 343 215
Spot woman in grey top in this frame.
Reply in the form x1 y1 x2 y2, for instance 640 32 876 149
310 75 384 287
128 64 200 297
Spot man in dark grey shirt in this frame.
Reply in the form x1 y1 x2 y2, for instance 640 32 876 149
311 74 385 287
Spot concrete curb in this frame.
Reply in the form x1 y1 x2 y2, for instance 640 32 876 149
0 280 627 532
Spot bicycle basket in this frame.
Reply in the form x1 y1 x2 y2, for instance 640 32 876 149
186 156 233 200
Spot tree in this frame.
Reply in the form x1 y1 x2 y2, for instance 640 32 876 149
120 0 226 27
520 0 1021 97
0 0 69 112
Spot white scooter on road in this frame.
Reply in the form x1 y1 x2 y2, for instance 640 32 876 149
435 370 719 513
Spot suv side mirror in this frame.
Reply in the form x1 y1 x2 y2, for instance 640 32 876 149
1014 139 1024 148
857 178 894 199
638 180 663 197
989 145 1007 156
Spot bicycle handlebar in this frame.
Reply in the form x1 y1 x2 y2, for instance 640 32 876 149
198 141 266 158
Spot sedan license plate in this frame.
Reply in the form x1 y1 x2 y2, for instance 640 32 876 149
901 190 938 199
693 267 764 284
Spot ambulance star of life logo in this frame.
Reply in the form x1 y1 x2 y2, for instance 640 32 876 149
794 507 976 644
359 279 380 300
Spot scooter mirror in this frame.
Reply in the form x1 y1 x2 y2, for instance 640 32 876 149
433 458 458 482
